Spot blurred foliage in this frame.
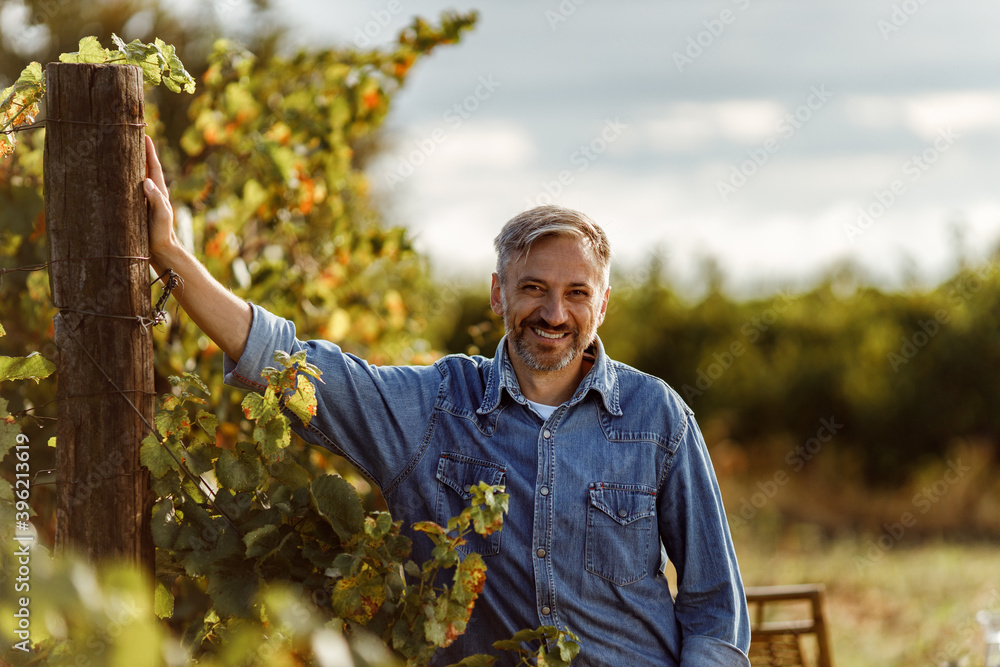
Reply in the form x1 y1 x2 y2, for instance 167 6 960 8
437 254 1000 489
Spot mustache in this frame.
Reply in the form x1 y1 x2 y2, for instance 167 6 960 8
521 318 576 334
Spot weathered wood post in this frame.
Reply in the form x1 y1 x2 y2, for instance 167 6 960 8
44 63 154 571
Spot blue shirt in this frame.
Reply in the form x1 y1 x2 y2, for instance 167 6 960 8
225 304 751 666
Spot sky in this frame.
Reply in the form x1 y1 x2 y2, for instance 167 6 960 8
259 1 999 294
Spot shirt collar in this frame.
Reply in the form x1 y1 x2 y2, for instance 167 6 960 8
477 334 622 417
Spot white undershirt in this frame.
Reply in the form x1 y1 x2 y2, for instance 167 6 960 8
526 399 558 420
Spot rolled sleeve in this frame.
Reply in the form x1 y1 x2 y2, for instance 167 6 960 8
223 303 441 489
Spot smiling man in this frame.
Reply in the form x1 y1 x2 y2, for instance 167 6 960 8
144 136 750 665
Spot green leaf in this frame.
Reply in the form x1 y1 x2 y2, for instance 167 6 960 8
467 483 509 538
0 398 20 460
156 38 196 94
206 562 258 618
331 565 386 623
151 499 180 548
59 36 110 64
243 523 282 558
444 655 495 667
241 392 271 421
268 455 311 489
179 523 242 575
213 489 252 522
283 374 317 426
195 410 219 437
367 511 394 540
255 413 291 459
0 352 55 383
557 634 581 662
508 627 547 643
453 552 486 604
311 474 365 541
154 579 175 619
140 433 177 478
491 640 522 651
184 441 221 476
215 442 265 492
155 402 196 438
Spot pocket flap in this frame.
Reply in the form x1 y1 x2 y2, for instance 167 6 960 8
437 453 506 500
589 482 656 526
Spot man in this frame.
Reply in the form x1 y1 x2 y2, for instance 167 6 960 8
143 136 751 666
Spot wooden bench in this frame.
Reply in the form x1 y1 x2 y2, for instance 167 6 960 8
745 584 832 667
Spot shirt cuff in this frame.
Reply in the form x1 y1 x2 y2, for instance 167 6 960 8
223 303 292 392
681 635 750 667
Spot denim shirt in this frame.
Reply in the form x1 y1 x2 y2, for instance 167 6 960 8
225 304 751 667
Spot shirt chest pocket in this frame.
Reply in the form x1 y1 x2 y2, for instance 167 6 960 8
435 453 507 556
585 482 657 585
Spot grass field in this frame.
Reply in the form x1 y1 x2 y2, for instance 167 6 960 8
732 535 1000 666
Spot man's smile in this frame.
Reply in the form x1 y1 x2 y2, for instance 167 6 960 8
532 327 570 340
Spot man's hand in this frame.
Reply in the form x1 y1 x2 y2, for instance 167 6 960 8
143 135 179 275
140 135 253 361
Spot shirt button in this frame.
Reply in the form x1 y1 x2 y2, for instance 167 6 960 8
542 429 551 439
617 508 628 518
541 606 551 615
536 548 546 558
540 486 550 496
464 484 472 493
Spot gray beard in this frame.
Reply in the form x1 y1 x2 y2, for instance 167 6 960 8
501 291 589 372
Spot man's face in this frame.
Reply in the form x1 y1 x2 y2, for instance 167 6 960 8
491 234 610 373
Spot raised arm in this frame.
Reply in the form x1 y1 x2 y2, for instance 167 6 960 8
143 135 252 361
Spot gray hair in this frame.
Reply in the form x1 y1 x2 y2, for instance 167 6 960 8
493 205 611 287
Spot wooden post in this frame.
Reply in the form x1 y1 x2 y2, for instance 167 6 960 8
44 63 154 571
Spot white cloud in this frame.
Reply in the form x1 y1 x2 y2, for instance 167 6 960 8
900 91 1000 138
430 121 536 168
629 99 786 153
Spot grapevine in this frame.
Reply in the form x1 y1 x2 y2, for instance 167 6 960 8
0 34 196 157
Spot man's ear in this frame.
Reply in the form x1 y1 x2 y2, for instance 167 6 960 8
596 285 610 327
490 273 504 317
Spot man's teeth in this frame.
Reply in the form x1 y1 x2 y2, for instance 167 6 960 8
533 328 566 340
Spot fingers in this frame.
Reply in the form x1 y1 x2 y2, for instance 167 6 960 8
143 177 172 224
144 135 167 192
142 135 171 220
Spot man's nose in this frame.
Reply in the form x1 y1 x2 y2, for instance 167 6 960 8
540 294 569 326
